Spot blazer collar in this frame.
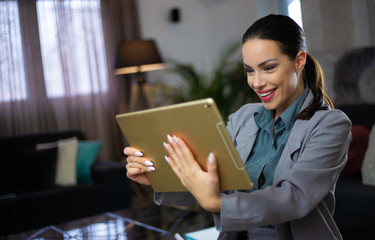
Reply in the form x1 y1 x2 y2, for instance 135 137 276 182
236 90 314 165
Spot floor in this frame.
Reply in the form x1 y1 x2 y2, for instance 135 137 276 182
1 184 214 240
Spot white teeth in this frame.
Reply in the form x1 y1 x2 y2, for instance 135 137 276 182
260 90 274 97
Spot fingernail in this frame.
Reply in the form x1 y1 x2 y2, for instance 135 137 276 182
208 153 215 164
174 135 179 143
163 142 169 150
148 166 156 171
135 151 143 157
164 155 169 163
167 134 173 143
145 160 153 166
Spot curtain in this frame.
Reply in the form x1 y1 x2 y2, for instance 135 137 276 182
0 0 140 161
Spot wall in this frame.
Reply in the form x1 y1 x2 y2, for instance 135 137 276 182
301 0 375 53
136 0 375 103
301 0 375 101
137 0 278 88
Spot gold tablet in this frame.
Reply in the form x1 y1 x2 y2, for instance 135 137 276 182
116 98 253 192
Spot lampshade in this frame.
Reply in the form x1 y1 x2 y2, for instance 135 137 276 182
114 39 165 75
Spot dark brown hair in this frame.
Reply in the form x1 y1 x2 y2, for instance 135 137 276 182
242 14 334 120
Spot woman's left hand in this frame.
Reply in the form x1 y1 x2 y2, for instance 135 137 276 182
163 135 221 212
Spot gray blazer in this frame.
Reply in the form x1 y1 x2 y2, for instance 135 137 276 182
155 91 352 240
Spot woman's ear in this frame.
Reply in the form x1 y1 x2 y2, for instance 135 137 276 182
295 51 307 73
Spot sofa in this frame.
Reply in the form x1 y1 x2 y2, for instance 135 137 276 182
0 129 131 236
334 104 375 239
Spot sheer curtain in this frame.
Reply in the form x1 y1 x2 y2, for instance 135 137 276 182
0 0 56 134
0 0 140 161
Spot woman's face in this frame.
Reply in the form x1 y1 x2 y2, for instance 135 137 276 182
242 39 306 119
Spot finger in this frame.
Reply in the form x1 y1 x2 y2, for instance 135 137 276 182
169 136 198 171
126 155 155 172
164 153 179 174
127 161 155 172
166 135 186 163
124 147 143 157
164 155 185 184
173 136 195 163
165 135 182 167
169 136 187 159
126 155 154 165
207 153 219 193
126 165 145 176
207 152 218 175
126 167 146 181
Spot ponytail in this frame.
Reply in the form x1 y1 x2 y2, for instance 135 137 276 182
296 54 334 120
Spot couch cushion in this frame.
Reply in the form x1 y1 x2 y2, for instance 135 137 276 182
362 123 375 186
335 173 375 239
76 141 102 184
341 125 370 176
16 147 58 193
0 130 85 195
37 137 79 186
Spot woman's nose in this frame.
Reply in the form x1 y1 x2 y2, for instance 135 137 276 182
249 73 265 89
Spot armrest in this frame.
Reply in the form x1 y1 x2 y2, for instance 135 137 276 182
91 160 128 185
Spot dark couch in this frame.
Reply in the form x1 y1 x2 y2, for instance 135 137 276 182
334 104 375 239
0 130 131 236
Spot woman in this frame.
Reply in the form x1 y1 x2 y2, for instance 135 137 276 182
124 14 351 239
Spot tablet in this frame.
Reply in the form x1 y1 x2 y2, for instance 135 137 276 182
116 98 253 192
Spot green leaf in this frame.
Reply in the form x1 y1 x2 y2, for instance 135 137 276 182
166 42 259 120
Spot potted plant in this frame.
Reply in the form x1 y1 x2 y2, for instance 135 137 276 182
167 42 259 120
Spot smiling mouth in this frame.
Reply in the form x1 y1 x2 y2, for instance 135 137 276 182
259 89 276 97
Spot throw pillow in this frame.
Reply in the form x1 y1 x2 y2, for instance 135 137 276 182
341 125 370 176
37 137 79 186
17 147 58 193
76 141 102 184
361 123 375 186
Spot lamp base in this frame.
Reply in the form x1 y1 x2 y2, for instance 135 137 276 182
129 75 154 111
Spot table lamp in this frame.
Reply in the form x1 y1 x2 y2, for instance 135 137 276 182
114 39 165 111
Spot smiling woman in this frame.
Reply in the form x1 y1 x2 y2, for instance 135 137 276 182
124 14 352 240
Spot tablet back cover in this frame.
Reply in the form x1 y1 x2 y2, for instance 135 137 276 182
116 98 253 192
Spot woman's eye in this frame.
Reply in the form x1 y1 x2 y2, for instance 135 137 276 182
245 68 254 74
264 65 275 71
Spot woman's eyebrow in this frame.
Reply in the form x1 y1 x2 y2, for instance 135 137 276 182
243 59 278 69
243 63 252 68
257 58 277 67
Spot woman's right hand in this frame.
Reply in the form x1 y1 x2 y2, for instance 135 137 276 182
124 147 155 186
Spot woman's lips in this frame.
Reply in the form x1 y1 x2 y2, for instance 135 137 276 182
257 88 277 102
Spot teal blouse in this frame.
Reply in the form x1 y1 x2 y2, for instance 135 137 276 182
245 87 309 190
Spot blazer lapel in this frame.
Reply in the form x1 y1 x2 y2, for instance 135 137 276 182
274 90 313 179
236 116 259 164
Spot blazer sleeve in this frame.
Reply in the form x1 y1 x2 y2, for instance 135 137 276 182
214 109 352 232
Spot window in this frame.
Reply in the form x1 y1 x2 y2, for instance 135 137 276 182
0 0 28 102
0 0 109 102
36 0 108 98
279 0 303 29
